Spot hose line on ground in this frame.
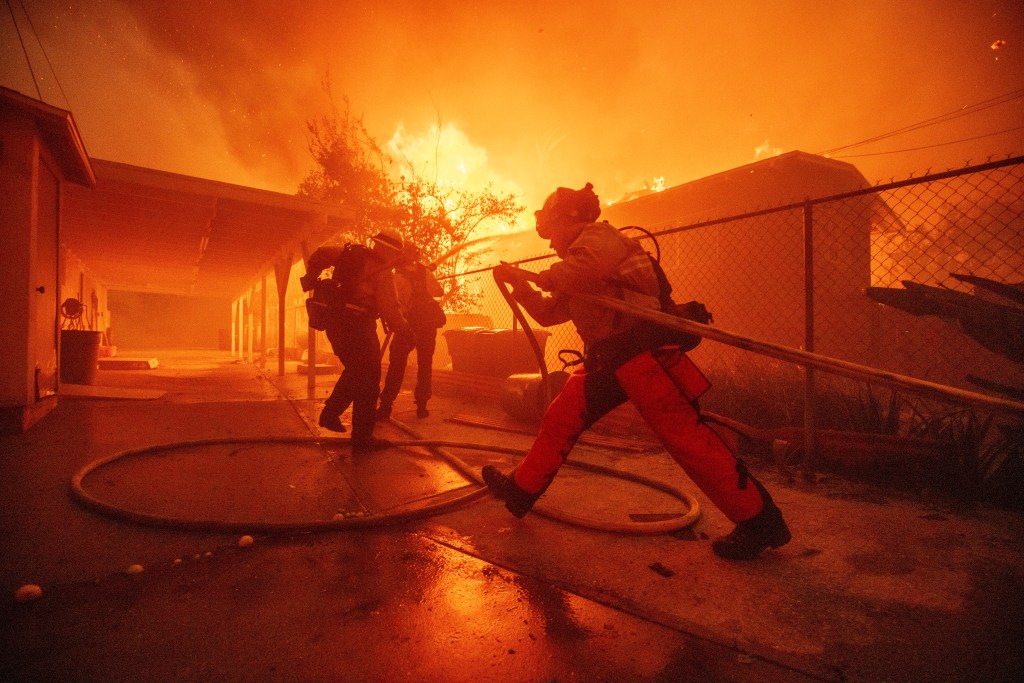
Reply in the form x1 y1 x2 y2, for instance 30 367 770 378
69 265 710 536
69 428 700 535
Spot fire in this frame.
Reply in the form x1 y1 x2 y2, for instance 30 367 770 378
386 122 514 192
605 176 669 206
385 122 528 237
754 140 783 159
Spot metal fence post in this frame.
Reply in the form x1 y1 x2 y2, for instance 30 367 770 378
803 199 817 466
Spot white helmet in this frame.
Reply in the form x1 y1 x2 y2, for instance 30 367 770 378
371 228 404 253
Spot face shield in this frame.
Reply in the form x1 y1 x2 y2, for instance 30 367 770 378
533 183 601 242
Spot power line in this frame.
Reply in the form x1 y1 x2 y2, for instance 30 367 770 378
16 0 71 110
831 125 1024 159
5 0 40 99
4 0 72 108
817 88 1024 157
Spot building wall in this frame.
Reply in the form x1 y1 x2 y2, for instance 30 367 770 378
108 291 230 350
0 111 36 408
0 101 93 431
59 248 110 339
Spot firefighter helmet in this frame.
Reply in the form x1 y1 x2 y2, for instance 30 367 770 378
534 182 601 239
371 228 404 253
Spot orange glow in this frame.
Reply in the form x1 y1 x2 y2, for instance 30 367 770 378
2 1 1021 202
755 140 784 160
387 122 529 238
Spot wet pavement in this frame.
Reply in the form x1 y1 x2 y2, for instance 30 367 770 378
2 350 1023 682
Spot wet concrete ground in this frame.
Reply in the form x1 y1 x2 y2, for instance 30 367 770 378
2 350 1023 682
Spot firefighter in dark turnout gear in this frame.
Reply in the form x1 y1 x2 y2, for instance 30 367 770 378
483 183 791 560
304 228 407 451
377 244 446 420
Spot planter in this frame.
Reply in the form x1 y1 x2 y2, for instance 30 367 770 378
500 371 569 424
443 327 551 377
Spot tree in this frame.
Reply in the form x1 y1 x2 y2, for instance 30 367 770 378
298 90 396 238
388 176 522 311
298 86 524 311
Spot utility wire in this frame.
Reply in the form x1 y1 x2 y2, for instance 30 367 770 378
16 0 72 110
817 87 1024 157
820 88 1024 155
5 0 41 99
833 125 1024 159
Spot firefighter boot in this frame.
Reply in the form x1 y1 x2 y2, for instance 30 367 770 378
712 479 791 560
416 403 429 419
318 408 346 433
375 402 392 421
481 465 539 518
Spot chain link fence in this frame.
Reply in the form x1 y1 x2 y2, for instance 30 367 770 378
248 154 1022 502
434 155 1024 502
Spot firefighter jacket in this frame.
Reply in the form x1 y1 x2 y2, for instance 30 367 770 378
395 262 446 331
513 221 662 346
306 245 407 332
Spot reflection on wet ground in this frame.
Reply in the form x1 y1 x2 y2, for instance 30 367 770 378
6 351 1021 681
3 524 805 682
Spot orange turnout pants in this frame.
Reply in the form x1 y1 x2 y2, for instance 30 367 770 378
512 347 765 523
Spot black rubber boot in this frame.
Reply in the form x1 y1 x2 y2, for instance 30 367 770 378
481 465 540 518
375 403 392 421
416 403 429 419
712 479 791 560
318 409 346 433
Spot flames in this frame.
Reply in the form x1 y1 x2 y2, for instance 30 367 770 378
754 140 783 159
385 122 528 237
604 176 669 206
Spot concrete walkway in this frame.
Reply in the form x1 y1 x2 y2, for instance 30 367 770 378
1 350 1022 682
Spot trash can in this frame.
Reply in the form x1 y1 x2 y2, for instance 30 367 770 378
442 327 488 374
60 330 103 385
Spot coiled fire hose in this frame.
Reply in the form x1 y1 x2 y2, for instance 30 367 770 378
68 266 710 535
70 430 701 534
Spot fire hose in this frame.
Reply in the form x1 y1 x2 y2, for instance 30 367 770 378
68 266 716 535
69 428 700 534
70 262 1019 535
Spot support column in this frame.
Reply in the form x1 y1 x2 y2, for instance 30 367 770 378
231 300 237 356
246 289 254 365
239 296 247 360
274 256 292 377
259 274 267 368
301 241 316 399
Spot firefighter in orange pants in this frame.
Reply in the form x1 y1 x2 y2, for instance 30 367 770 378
482 183 791 560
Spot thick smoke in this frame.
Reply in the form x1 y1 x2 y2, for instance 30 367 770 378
2 0 1022 207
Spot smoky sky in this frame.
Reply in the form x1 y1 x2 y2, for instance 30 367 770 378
2 0 1022 209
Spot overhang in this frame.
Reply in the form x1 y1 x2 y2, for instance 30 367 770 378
0 85 95 187
62 159 354 299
